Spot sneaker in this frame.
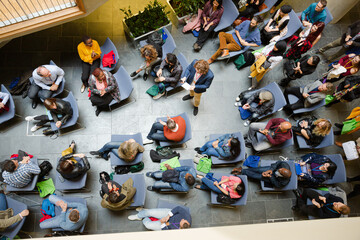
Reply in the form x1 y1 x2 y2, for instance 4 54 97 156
130 71 138 78
217 49 230 60
31 125 42 132
25 115 37 121
235 97 240 102
128 214 142 221
80 84 86 93
147 186 155 191
135 207 144 212
248 86 254 91
182 94 194 101
146 172 153 177
143 139 154 145
90 151 101 156
153 91 165 100
193 107 199 116
243 120 251 127
248 75 252 79
234 102 242 107
245 142 252 148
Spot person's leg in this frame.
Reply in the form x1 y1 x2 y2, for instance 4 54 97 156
81 61 92 88
252 138 272 151
211 32 228 60
248 122 267 141
90 94 104 107
152 180 172 190
96 93 114 110
328 47 347 62
224 33 242 53
193 92 202 107
147 122 167 141
27 82 41 101
38 89 53 101
318 37 342 53
158 82 171 93
98 141 121 158
49 194 67 205
149 171 163 180
34 115 51 127
199 140 215 152
241 168 266 181
137 208 172 219
91 59 101 73
0 193 7 210
61 147 73 157
196 25 216 47
248 113 260 122
141 217 162 231
202 147 220 158
39 215 63 229
200 178 222 193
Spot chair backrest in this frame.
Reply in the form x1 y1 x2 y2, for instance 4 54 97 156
0 84 15 124
296 119 334 149
49 60 65 98
254 0 278 16
279 10 302 40
162 28 176 57
324 7 333 25
261 82 287 116
112 66 134 101
100 37 120 71
177 53 189 78
112 173 146 207
214 0 239 32
2 196 28 239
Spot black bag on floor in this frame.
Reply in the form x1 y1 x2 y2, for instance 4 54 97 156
38 161 53 180
150 149 180 163
216 193 236 204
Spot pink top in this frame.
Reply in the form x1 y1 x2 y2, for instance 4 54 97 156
220 176 242 199
96 80 106 91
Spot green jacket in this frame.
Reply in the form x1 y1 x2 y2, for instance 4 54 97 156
0 208 22 231
101 178 136 211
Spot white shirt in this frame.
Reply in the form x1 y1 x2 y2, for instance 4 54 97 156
0 91 10 105
32 65 65 90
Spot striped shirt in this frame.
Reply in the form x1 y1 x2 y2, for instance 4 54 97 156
2 161 40 188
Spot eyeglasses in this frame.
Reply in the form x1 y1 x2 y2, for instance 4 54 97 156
85 40 93 46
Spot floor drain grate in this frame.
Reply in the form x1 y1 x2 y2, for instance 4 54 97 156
267 218 294 223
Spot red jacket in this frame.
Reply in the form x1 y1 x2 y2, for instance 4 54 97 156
102 50 116 67
164 116 186 142
265 118 292 146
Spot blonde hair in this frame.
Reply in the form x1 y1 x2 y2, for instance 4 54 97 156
194 60 209 75
140 45 158 62
312 118 332 136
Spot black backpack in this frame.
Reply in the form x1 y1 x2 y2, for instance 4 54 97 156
162 169 180 183
216 193 236 204
150 149 180 163
38 161 53 181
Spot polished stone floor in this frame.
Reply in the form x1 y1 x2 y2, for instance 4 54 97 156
0 0 360 238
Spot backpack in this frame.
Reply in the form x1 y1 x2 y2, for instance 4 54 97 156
156 146 176 157
150 149 180 163
216 193 236 204
147 31 164 46
162 169 180 183
38 161 53 180
129 161 144 173
41 198 55 217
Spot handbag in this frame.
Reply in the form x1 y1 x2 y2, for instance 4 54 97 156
239 107 252 120
216 193 236 204
38 161 53 180
325 94 335 105
196 156 212 174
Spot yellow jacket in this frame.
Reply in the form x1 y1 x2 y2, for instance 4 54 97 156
77 40 101 64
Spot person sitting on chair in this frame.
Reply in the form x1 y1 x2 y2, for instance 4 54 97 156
128 206 191 231
90 138 144 161
0 91 10 114
326 75 360 107
39 195 88 231
245 118 292 151
280 55 320 87
88 68 121 116
207 16 262 64
25 97 73 133
56 140 90 180
146 164 196 192
0 191 29 231
283 80 334 114
152 53 183 100
300 0 327 28
2 150 40 188
234 160 292 188
194 134 241 159
292 117 332 148
145 115 186 144
195 174 245 200
99 172 136 211
28 64 65 109
292 188 350 218
130 45 161 81
236 0 265 19
297 153 337 187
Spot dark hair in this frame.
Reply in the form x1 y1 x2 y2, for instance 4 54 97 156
181 221 190 229
109 192 121 203
326 160 337 177
280 5 292 14
69 210 80 223
307 22 325 43
185 174 195 186
252 15 263 24
3 160 16 172
312 55 320 66
320 0 327 7
230 137 241 159
211 0 222 7
43 98 57 110
235 179 245 196
59 160 74 174
82 35 91 43
166 53 177 65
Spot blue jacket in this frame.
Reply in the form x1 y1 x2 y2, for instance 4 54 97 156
301 3 327 24
300 153 332 186
162 206 192 230
59 202 88 231
215 134 233 158
170 166 196 192
184 60 214 93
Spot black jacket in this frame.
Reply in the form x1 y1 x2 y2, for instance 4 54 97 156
265 161 291 188
56 155 90 180
336 75 360 102
292 117 324 147
50 99 73 125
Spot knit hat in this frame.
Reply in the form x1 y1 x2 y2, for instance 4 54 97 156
259 91 273 101
280 5 292 14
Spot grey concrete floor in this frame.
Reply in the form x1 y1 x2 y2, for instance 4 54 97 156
1 1 360 238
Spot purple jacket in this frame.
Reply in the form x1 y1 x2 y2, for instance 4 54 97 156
200 1 224 26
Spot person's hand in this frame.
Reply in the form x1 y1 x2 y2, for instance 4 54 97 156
160 215 170 223
189 86 195 91
293 66 301 71
60 202 67 212
159 119 166 125
213 181 219 186
259 129 269 135
300 173 305 177
55 121 62 128
22 156 30 163
204 24 211 31
348 53 356 58
91 51 98 58
159 76 165 82
302 93 309 98
312 199 321 208
318 196 326 203
300 162 306 166
77 153 85 158
332 64 340 69
100 89 106 96
157 69 163 78
212 140 219 148
107 182 113 191
164 163 171 169
242 103 250 109
345 35 352 42
302 121 308 128
346 40 353 46
55 200 64 206
344 84 350 89
20 209 30 217
180 77 186 83
302 21 311 27
50 84 58 91
0 102 4 109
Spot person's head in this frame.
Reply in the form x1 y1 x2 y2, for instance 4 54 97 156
351 55 360 67
272 40 287 55
333 202 350 215
140 45 158 62
194 59 209 75
179 219 191 229
3 159 18 172
234 179 245 196
278 168 292 178
279 121 292 132
321 160 337 177
315 0 327 12
36 66 51 78
82 35 93 47
59 160 74 174
92 68 106 82
308 55 320 66
307 22 325 43
69 209 80 223
229 137 241 158
313 118 332 136
318 82 334 93
165 53 177 66
108 191 125 204
211 0 222 8
185 173 195 186
43 98 58 110
259 91 273 104
119 139 138 161
250 16 262 30
279 5 292 16
166 118 176 130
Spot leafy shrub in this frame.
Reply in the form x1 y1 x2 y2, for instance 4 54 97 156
170 0 205 17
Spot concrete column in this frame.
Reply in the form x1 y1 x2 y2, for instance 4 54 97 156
327 0 359 23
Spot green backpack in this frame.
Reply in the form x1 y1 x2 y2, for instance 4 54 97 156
146 83 165 97
196 156 212 173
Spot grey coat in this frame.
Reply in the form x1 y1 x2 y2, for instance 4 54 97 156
300 80 326 108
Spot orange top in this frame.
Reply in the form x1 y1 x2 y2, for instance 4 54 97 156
164 116 186 142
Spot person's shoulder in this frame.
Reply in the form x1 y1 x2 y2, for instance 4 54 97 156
77 42 84 48
310 2 317 8
92 40 100 46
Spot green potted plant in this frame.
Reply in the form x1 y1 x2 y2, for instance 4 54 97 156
166 0 205 27
121 0 170 42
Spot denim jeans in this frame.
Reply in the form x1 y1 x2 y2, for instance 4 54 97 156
137 208 172 231
147 122 167 141
158 82 170 92
200 140 220 157
242 167 270 181
150 171 172 190
200 178 222 194
98 141 122 159
0 193 7 210
40 195 68 229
